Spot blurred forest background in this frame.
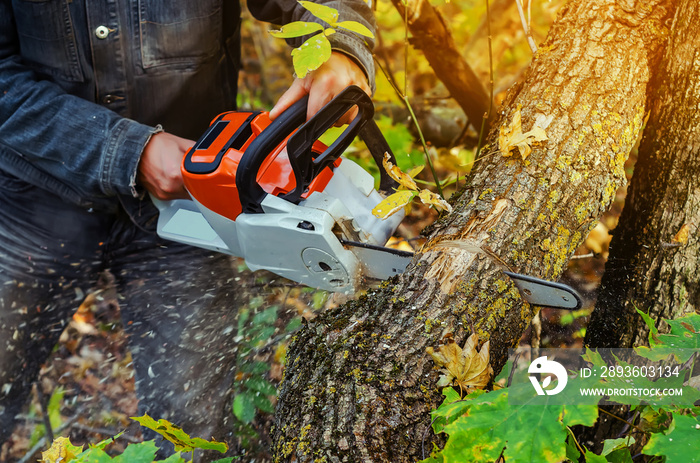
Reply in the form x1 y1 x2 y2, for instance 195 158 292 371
1 0 627 461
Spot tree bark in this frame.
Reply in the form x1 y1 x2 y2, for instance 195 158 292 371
586 0 700 349
389 0 494 132
272 0 673 461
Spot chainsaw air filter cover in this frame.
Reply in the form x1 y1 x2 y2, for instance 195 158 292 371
182 110 337 222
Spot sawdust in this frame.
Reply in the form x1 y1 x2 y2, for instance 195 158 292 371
424 199 511 294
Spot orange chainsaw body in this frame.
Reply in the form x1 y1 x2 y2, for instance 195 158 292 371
182 110 339 221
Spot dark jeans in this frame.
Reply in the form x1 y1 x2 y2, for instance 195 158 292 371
0 169 239 460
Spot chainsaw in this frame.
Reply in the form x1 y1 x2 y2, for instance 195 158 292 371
151 86 582 310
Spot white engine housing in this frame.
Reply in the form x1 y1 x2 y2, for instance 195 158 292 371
153 158 404 293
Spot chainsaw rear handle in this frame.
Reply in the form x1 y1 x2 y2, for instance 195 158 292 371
236 85 399 214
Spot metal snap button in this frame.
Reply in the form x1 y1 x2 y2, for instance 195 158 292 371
102 94 116 104
95 26 110 39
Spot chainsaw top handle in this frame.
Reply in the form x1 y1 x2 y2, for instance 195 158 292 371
236 85 400 214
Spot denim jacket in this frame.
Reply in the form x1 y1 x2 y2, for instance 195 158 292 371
0 0 375 211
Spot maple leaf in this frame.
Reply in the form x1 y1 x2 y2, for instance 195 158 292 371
643 413 700 462
41 437 83 463
498 105 549 160
426 333 493 394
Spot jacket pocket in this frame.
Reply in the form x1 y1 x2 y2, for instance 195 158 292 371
12 0 84 82
138 0 222 69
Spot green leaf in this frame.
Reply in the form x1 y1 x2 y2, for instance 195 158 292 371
418 443 446 463
71 438 189 463
601 437 635 456
210 459 236 463
77 448 112 463
285 317 302 333
635 307 659 346
311 290 328 310
291 34 332 78
581 349 700 410
269 21 324 39
159 454 188 463
131 414 228 454
252 306 278 326
639 407 672 433
31 387 66 446
47 387 65 429
565 434 581 462
237 308 250 332
494 358 514 384
298 1 338 25
606 448 634 463
643 413 700 462
249 296 264 310
252 326 276 345
252 392 276 414
635 311 700 362
73 432 125 460
335 21 375 38
240 360 270 375
584 451 608 463
429 384 599 462
112 441 158 462
245 376 278 396
233 393 257 424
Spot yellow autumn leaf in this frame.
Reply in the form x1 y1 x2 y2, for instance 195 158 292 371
41 437 83 463
426 333 493 393
407 164 425 178
672 223 691 245
372 190 415 219
499 105 549 160
291 34 332 78
132 414 228 454
418 189 452 213
382 153 419 190
335 20 375 39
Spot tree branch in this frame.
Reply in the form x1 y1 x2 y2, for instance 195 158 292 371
389 0 493 132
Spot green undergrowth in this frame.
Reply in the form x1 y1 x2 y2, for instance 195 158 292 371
422 309 700 463
40 415 234 463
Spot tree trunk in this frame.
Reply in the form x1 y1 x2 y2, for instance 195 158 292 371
272 0 673 461
586 0 700 349
389 0 494 132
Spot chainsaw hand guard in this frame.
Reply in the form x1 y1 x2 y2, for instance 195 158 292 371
236 85 399 213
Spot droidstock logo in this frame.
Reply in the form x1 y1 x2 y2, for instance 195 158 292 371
528 356 568 396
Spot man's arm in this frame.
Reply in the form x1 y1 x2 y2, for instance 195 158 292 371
0 0 161 202
247 1 377 123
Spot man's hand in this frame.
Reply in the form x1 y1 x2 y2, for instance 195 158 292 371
138 131 194 200
269 51 371 125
